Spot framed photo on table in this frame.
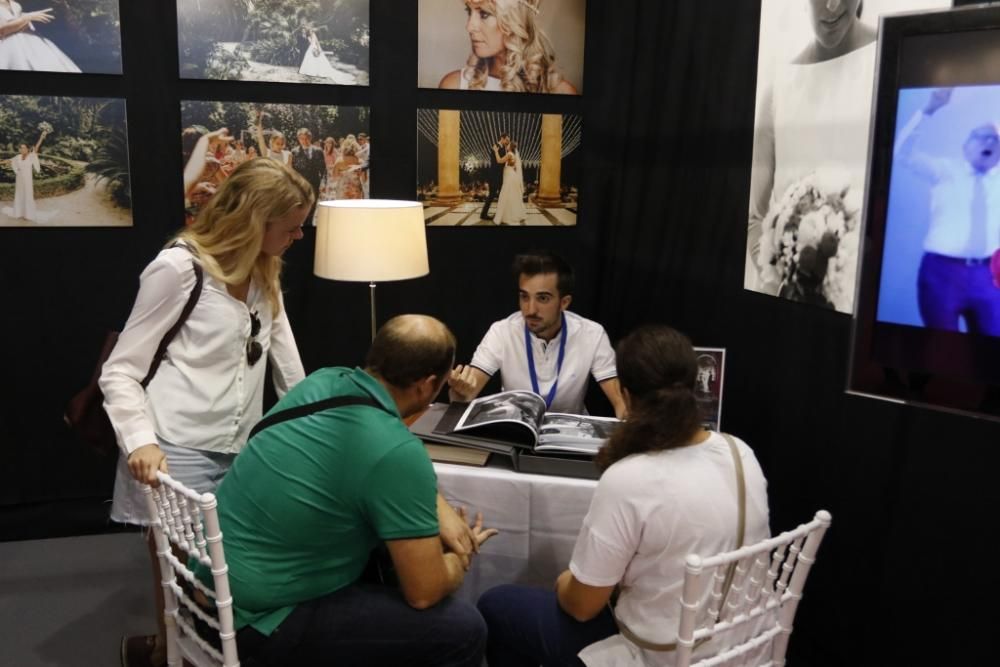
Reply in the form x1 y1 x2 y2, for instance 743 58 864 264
693 347 726 432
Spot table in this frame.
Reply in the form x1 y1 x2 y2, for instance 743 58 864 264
433 459 598 604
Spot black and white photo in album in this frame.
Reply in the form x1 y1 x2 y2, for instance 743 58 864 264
418 0 584 95
744 0 949 313
417 108 581 226
1 95 131 227
454 389 618 455
0 0 121 74
176 0 369 85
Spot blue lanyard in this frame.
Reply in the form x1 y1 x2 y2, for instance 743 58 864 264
525 313 567 409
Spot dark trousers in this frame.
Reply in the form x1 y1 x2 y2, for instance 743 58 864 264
480 178 501 219
918 252 1000 336
477 584 618 667
236 582 486 667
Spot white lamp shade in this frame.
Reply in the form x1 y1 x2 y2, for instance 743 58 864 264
314 200 429 282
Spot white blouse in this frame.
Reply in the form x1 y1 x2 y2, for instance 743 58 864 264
99 246 305 455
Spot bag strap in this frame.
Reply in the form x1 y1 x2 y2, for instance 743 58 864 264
249 395 386 440
614 432 748 653
139 245 203 388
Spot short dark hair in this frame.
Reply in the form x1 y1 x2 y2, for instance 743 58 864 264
499 131 510 139
365 315 456 388
512 250 574 297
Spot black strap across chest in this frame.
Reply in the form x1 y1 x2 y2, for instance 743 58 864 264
249 395 387 440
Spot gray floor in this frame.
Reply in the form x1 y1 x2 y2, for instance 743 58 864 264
0 532 156 667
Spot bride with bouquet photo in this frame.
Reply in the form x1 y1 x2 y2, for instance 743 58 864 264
744 0 949 313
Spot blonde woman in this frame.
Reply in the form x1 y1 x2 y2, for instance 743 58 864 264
100 159 312 666
438 0 577 94
333 135 364 199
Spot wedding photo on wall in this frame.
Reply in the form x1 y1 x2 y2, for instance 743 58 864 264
180 99 370 226
417 0 584 95
176 0 369 85
0 0 121 74
417 108 581 226
0 94 131 228
744 0 950 314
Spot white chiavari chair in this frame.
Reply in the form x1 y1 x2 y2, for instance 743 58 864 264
143 471 238 667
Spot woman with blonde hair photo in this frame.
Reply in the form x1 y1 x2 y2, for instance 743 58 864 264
438 0 577 94
100 158 313 666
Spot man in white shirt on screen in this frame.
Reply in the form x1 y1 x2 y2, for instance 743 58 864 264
895 87 1000 336
448 251 626 418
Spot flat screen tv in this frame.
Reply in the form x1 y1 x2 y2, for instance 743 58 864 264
849 3 1000 421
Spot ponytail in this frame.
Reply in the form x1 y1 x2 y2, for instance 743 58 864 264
595 324 703 472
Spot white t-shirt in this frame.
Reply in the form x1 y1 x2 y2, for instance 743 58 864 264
570 432 770 667
469 311 617 414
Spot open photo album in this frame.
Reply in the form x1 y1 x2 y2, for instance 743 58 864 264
452 390 620 456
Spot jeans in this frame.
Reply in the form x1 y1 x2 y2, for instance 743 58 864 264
235 582 486 667
477 584 618 667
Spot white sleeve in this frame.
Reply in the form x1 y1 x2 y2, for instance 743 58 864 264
469 321 505 376
268 291 305 398
99 257 194 455
894 110 947 182
569 470 641 587
590 327 617 382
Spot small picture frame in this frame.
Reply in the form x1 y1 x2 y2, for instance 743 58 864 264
693 347 726 432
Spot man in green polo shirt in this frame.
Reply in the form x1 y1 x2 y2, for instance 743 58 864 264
207 315 495 666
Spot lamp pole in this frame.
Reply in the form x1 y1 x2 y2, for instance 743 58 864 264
369 281 377 342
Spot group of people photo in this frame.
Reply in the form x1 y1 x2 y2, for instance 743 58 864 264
181 100 370 226
100 173 769 665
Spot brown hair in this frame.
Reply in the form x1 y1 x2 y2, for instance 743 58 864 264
595 325 702 471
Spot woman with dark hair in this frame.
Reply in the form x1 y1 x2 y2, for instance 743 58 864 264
478 325 770 666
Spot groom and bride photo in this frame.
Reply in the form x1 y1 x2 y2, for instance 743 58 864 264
417 108 581 227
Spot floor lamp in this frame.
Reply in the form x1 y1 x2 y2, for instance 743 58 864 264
314 200 429 341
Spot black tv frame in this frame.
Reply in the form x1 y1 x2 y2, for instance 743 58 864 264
848 3 1000 423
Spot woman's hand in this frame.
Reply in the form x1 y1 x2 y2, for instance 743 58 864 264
25 9 56 25
127 443 168 486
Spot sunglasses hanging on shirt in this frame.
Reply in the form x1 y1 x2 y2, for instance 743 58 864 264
247 310 263 366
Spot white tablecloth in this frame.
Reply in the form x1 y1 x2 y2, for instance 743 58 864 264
433 460 598 604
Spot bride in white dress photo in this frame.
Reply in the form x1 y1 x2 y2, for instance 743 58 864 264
0 1 80 72
492 140 526 225
2 128 56 223
298 27 351 83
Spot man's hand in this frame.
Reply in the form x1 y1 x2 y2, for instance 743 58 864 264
924 88 953 116
438 497 499 559
438 495 475 556
447 364 485 403
127 444 168 486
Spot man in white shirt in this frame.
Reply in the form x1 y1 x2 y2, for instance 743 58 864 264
895 87 1000 336
448 251 626 417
